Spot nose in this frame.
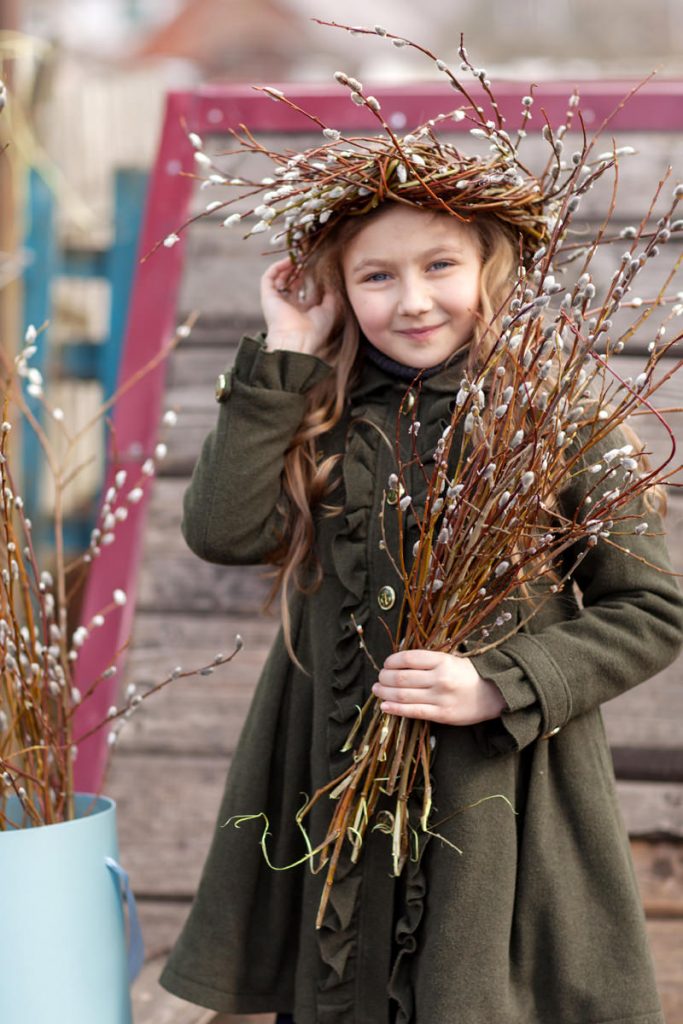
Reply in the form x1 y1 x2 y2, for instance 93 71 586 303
397 272 433 317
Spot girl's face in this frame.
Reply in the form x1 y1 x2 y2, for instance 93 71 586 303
341 205 482 368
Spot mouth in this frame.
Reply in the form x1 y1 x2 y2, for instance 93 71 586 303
396 323 447 339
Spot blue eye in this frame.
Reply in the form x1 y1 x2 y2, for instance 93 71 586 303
429 260 453 271
364 271 391 282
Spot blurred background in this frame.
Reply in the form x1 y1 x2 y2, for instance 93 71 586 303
2 4 683 1022
3 0 683 530
5 0 683 240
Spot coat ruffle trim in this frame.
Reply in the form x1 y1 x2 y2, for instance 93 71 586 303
387 835 429 1024
317 399 376 1022
386 390 455 1023
317 384 457 1022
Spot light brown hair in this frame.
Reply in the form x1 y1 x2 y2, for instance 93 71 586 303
260 204 519 665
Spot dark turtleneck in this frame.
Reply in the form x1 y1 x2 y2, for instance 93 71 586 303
361 335 461 382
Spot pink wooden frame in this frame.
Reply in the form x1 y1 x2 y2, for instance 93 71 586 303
72 79 683 793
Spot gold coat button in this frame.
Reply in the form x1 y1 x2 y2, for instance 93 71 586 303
542 726 561 739
401 390 416 414
215 372 229 402
377 585 396 610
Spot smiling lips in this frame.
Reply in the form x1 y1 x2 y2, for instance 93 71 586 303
396 322 447 339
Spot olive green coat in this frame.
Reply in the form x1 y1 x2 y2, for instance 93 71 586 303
159 334 683 1024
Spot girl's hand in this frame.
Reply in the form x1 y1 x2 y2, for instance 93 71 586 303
260 258 338 357
372 649 507 726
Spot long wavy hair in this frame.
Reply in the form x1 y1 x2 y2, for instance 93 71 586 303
259 205 520 665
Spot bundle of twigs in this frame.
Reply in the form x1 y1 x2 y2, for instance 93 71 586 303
0 319 242 829
301 241 683 920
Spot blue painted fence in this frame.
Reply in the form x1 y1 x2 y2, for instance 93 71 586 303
21 167 148 549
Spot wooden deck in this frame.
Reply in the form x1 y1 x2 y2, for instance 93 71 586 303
104 122 683 1022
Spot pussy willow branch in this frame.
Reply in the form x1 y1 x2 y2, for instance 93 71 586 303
0 313 231 828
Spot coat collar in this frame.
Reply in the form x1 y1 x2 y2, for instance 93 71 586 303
350 344 469 401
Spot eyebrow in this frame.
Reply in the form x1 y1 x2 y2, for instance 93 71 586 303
350 246 466 274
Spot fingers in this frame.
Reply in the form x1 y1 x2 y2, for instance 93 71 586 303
262 260 339 321
262 258 291 284
376 701 436 721
372 682 438 705
373 668 438 715
376 666 433 690
383 649 444 670
261 259 299 296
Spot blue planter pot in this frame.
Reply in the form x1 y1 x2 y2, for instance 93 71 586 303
0 793 144 1024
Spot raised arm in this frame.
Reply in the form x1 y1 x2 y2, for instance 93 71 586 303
181 334 332 565
182 257 338 565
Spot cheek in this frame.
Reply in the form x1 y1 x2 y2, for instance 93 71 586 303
451 282 480 318
348 293 388 331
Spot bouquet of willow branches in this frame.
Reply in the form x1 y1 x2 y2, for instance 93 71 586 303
303 248 682 920
0 318 242 830
162 20 683 924
301 226 683 924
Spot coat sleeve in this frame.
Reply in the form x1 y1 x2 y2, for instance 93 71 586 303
181 333 333 565
469 426 683 756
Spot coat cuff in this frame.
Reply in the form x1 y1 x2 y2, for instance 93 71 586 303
227 333 333 395
470 634 572 756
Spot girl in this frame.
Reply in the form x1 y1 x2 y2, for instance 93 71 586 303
158 96 683 1024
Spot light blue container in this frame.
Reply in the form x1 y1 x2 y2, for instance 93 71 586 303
0 793 144 1024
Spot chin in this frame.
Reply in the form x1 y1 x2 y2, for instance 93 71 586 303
414 352 452 368
400 345 465 370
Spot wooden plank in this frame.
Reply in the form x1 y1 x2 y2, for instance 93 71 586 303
140 478 683 607
134 481 272 611
615 356 683 476
632 840 683 917
646 918 683 1024
178 224 264 319
170 316 261 350
135 551 271 616
118 637 683 766
166 343 241 388
130 609 277 651
115 610 263 756
106 753 225 896
115 614 277 755
160 342 683 476
136 899 192 961
117 589 683 760
132 843 683 948
134 470 683 761
105 752 683 897
132 951 276 1024
601 664 683 755
164 348 683 415
128 864 683 1021
130 883 683 1022
618 781 683 839
611 747 683 783
117 606 683 760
